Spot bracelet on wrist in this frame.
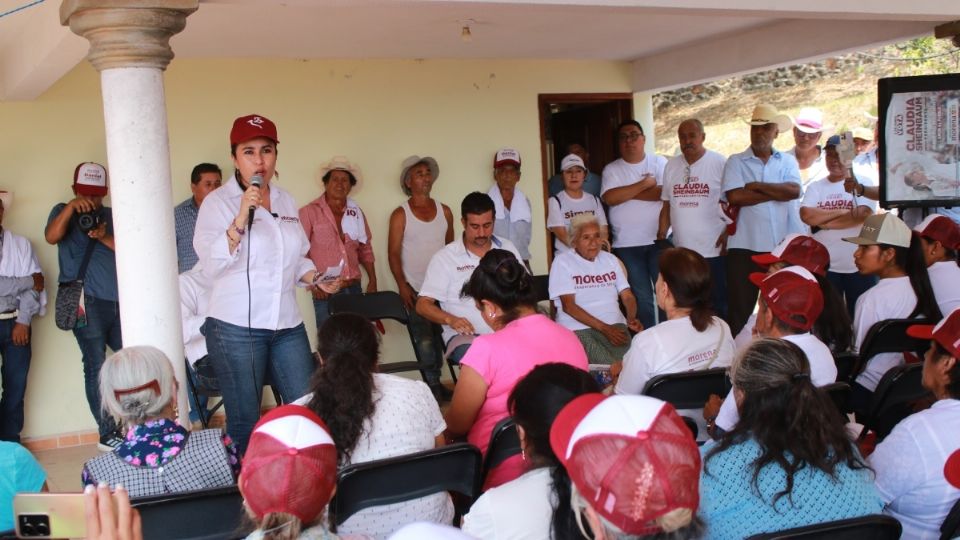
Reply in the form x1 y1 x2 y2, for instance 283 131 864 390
232 223 246 236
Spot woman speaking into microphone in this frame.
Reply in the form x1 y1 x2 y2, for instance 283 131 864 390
194 114 335 454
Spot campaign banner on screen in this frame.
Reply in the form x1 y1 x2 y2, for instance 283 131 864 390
884 90 960 204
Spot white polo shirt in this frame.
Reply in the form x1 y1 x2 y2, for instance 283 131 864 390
546 191 607 253
418 236 522 344
715 332 837 432
801 176 877 274
548 249 629 331
929 260 960 314
194 177 315 331
853 276 917 391
601 154 667 249
870 399 960 540
661 150 728 258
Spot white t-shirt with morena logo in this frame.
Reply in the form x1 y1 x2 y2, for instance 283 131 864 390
546 191 607 253
548 250 629 331
601 154 667 248
661 150 727 258
801 176 877 274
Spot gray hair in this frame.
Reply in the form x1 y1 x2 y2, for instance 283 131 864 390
570 484 702 540
730 338 810 396
567 213 601 246
99 346 176 427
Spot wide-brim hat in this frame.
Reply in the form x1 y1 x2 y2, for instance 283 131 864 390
793 107 831 134
745 104 792 132
400 155 440 193
843 213 912 248
319 155 363 189
0 190 12 211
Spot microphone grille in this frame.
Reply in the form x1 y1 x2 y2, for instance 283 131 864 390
250 174 263 187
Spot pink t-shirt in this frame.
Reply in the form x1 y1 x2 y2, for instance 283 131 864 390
460 314 589 487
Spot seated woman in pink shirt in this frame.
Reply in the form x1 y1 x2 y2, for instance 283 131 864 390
443 249 589 489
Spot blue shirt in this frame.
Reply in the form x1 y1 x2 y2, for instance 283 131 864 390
0 442 46 531
174 196 199 273
721 147 802 252
46 203 119 302
699 438 882 540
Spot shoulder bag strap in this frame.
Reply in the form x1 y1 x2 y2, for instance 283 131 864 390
76 238 97 282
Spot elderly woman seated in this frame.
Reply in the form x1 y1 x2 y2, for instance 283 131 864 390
548 213 641 365
81 346 239 498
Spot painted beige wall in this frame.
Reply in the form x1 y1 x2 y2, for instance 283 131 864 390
2 57 632 439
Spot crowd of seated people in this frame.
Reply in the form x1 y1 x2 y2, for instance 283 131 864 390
11 104 960 539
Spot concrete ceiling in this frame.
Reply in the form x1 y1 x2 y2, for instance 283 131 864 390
0 0 956 101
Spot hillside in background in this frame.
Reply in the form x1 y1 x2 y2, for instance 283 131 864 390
653 38 960 157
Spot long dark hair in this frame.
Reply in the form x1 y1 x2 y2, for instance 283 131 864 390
812 274 853 352
306 313 378 464
705 338 869 504
508 364 599 540
903 233 943 321
658 247 714 332
461 249 537 324
933 341 960 399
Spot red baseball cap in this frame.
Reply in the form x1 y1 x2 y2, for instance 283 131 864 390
73 162 108 197
549 394 700 536
230 114 279 146
752 234 830 276
240 405 337 524
750 266 824 331
493 148 521 169
913 214 960 251
906 307 960 359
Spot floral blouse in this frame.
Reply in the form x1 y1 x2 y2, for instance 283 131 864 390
81 418 240 485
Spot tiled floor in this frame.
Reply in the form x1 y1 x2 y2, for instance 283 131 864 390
34 444 101 492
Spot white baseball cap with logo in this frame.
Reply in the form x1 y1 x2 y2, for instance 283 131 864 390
560 154 586 172
842 213 912 248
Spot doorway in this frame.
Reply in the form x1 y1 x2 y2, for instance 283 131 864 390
537 93 633 262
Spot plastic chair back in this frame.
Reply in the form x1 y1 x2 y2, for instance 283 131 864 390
131 485 245 540
641 367 731 410
941 496 960 540
862 363 932 441
833 351 859 383
481 417 521 483
857 318 929 378
746 514 902 539
330 442 482 526
821 381 852 418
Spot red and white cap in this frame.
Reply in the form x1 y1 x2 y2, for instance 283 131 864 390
945 450 960 489
73 162 108 197
493 148 521 169
906 307 960 359
913 214 960 251
749 265 824 331
752 234 830 277
230 114 279 146
240 405 337 524
549 394 700 535
793 107 830 134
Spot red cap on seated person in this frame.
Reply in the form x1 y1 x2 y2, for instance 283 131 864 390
906 307 960 359
752 234 829 276
230 114 279 146
749 266 824 331
913 215 960 251
240 405 337 524
549 394 701 536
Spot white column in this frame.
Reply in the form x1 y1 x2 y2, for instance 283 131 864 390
634 91 657 154
62 0 198 427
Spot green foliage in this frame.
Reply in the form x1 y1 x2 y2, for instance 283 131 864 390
887 37 959 75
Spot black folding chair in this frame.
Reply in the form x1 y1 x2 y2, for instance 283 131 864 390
833 351 859 384
329 291 444 382
481 417 521 486
853 319 929 382
641 367 731 410
131 485 245 540
821 381 852 418
941 497 960 540
531 274 550 303
184 358 283 428
745 514 902 539
329 442 482 527
859 363 932 441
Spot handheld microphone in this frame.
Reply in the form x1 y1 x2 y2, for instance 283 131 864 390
247 174 263 230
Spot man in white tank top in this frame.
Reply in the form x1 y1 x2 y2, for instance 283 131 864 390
388 156 454 401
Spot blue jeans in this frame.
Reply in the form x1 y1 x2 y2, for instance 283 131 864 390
312 284 362 331
72 295 122 438
705 256 728 321
0 319 31 442
827 271 878 319
613 244 663 330
203 318 316 455
410 294 444 385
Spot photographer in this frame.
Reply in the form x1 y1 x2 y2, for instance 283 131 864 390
44 162 123 451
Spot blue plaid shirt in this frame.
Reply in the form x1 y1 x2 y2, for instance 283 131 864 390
174 197 199 273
